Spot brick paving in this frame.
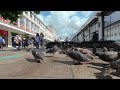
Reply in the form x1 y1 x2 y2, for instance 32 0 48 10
0 47 120 79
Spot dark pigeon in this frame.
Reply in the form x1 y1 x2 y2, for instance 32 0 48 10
66 50 89 64
99 69 113 79
95 51 120 62
94 46 120 62
46 44 58 56
31 49 44 63
111 42 120 51
109 59 120 73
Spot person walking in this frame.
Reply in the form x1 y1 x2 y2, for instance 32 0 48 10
0 36 4 49
14 35 22 50
34 33 41 49
92 32 98 42
41 35 45 48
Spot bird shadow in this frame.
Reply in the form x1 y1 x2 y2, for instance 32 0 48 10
110 71 120 77
25 58 36 62
94 72 113 79
45 56 53 57
87 65 113 79
87 65 104 71
52 60 74 65
90 62 109 67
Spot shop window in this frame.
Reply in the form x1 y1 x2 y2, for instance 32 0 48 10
114 33 117 36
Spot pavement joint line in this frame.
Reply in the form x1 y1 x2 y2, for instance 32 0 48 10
70 65 75 79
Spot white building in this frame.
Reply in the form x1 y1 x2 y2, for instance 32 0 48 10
0 11 56 47
47 25 58 41
73 11 120 42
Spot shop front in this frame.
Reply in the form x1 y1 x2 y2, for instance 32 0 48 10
0 29 8 47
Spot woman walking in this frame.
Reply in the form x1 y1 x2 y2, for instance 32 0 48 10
35 33 41 49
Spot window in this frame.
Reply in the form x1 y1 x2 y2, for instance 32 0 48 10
25 11 28 15
31 23 34 32
20 17 25 26
39 21 41 25
30 13 32 19
38 20 39 24
114 33 117 36
98 21 100 28
26 19 30 30
114 25 116 30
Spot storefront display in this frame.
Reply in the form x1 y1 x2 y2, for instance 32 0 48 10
0 29 8 46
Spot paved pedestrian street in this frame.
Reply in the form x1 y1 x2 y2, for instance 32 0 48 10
0 47 120 79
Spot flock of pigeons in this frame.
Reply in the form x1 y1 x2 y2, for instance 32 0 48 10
30 42 120 78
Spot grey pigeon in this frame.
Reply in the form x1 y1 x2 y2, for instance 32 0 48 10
101 59 120 76
109 59 120 73
66 50 89 64
46 44 58 56
111 42 120 51
95 48 120 62
100 69 113 79
31 49 44 63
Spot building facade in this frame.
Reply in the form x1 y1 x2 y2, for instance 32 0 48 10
47 25 58 41
72 11 120 43
0 11 57 47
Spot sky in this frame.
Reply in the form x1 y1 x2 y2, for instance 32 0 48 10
37 11 95 40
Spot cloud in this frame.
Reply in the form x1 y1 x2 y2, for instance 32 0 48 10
38 11 94 40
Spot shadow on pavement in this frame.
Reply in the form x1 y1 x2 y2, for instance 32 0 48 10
94 72 113 79
110 71 120 77
45 56 53 57
52 60 74 65
88 65 113 79
25 58 36 62
90 62 109 67
87 65 103 71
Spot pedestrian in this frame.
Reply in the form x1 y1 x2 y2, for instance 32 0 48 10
23 37 29 49
41 35 45 48
14 35 22 50
0 36 4 49
65 37 69 42
2 37 5 47
92 32 98 42
34 33 41 49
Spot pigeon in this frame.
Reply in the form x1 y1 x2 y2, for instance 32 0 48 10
111 42 120 51
66 50 90 64
95 51 120 62
31 49 44 63
92 47 97 55
99 69 113 79
46 44 58 56
73 47 94 60
108 59 120 74
62 43 69 51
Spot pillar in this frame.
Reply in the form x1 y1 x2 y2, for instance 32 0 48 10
8 31 12 47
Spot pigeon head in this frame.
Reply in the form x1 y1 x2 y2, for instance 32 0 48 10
103 47 108 52
74 48 78 51
65 50 71 57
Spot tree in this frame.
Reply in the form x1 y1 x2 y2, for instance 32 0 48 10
0 11 40 23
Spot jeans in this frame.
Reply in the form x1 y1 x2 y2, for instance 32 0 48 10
36 42 39 49
17 42 22 50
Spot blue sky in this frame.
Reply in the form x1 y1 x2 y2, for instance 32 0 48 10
38 11 94 40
